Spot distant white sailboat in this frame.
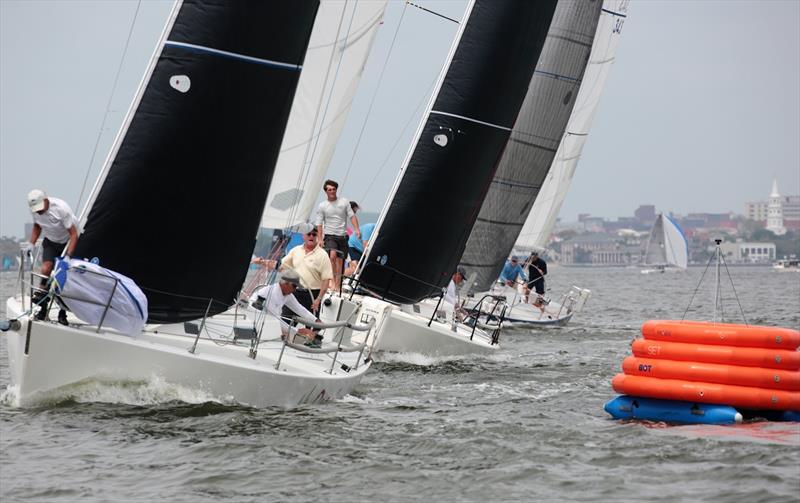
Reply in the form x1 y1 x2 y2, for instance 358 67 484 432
641 213 689 274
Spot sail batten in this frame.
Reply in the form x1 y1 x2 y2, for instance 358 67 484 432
163 41 304 70
75 0 321 323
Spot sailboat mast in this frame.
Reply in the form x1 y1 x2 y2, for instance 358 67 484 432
78 0 184 227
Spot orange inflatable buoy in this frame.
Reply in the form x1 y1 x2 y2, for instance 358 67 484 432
641 320 800 350
621 356 800 391
611 373 800 411
631 339 800 371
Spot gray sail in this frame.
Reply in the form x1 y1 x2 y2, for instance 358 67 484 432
460 0 602 292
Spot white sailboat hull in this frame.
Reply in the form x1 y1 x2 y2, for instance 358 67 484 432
374 306 498 357
468 284 590 329
4 295 391 408
501 302 573 328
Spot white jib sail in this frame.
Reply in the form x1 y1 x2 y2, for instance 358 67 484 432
261 0 387 230
515 0 629 251
662 214 689 269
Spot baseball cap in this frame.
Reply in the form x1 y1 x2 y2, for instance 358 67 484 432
280 270 302 287
457 266 468 279
27 189 47 212
293 222 316 235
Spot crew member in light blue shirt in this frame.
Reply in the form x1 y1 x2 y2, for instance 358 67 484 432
499 256 527 287
348 222 375 262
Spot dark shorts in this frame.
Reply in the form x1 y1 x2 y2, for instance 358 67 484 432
323 234 348 257
282 289 320 325
42 238 68 264
530 279 545 295
348 246 363 262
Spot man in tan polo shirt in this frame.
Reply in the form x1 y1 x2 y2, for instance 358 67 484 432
258 224 333 317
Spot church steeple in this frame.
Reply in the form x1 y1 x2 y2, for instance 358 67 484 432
766 178 787 235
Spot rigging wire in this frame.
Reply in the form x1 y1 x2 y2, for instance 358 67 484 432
358 77 436 202
75 0 143 214
339 2 409 191
281 1 351 230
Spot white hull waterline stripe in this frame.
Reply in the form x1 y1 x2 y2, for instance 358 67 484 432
430 110 512 131
165 41 302 71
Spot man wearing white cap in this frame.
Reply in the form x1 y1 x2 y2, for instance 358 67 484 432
26 189 79 323
249 270 322 346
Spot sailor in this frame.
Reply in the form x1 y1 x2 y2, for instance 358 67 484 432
499 256 527 287
525 251 548 312
249 270 322 346
278 224 332 315
25 189 79 324
526 251 548 295
316 179 360 290
439 266 468 322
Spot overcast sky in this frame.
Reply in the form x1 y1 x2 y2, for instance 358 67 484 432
1 0 798 239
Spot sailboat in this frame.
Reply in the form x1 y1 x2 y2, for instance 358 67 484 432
498 0 628 326
459 0 604 328
3 0 392 408
346 0 561 357
640 213 689 274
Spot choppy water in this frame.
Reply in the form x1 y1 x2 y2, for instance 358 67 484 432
1 266 799 502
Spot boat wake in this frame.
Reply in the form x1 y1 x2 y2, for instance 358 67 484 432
1 374 229 408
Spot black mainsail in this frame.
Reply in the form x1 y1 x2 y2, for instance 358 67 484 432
460 0 602 292
75 0 320 322
359 0 557 304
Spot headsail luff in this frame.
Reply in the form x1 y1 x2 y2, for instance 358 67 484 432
261 1 388 230
515 0 629 252
359 0 558 304
75 0 321 323
460 0 603 293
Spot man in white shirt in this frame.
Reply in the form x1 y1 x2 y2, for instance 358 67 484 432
249 270 322 346
315 179 360 290
26 189 79 324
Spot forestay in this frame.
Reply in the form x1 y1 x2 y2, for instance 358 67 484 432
74 0 320 322
359 0 558 304
261 0 387 230
460 0 602 292
515 0 630 252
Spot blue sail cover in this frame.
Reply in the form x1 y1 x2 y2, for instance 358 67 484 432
75 1 320 322
360 0 557 304
53 258 148 336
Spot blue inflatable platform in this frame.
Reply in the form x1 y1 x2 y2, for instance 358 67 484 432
604 395 743 425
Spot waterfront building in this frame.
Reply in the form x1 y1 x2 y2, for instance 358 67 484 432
560 234 640 265
719 241 776 264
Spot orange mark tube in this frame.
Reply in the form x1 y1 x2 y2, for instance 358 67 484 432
641 320 800 350
622 356 800 391
631 338 800 371
611 373 800 411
